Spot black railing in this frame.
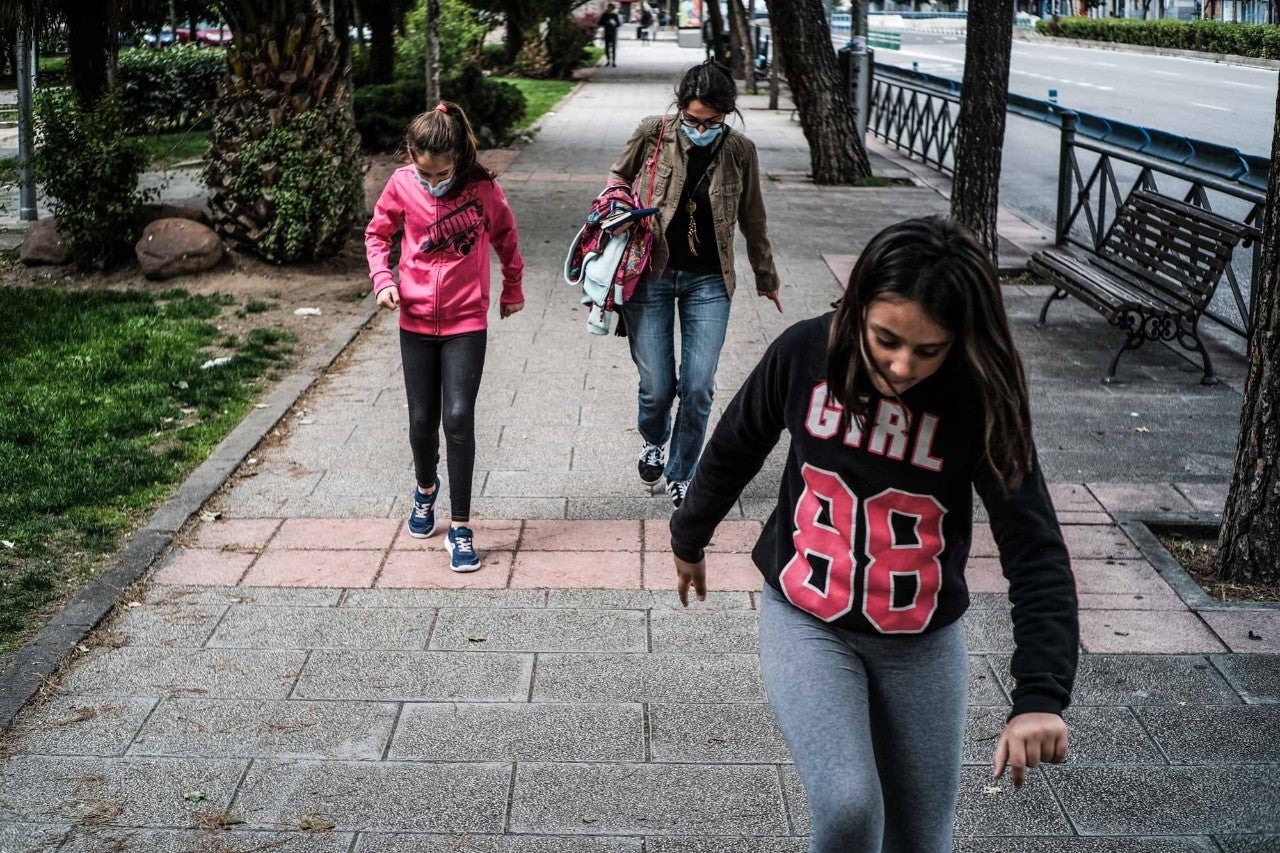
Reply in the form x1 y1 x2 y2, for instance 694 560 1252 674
869 63 1266 338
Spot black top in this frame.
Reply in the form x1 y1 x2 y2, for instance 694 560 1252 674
665 141 723 276
601 12 620 36
670 314 1079 718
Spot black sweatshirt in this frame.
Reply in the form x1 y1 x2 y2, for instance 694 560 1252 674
670 314 1079 718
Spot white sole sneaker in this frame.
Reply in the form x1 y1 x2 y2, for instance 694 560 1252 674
407 522 437 539
443 536 482 573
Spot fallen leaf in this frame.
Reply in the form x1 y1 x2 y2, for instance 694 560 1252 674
1114 631 1130 636
200 511 221 522
294 307 322 316
1 540 14 549
982 785 1002 795
184 791 206 803
467 636 487 643
200 356 233 370
1248 630 1263 641
296 814 336 832
1134 426 1150 433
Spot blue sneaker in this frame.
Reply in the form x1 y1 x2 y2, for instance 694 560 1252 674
445 525 481 572
407 477 440 538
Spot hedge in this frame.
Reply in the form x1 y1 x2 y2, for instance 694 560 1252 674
1035 17 1280 59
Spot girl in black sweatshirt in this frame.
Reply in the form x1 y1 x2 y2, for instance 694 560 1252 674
670 216 1078 853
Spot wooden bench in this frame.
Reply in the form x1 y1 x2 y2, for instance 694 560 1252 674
1031 189 1253 384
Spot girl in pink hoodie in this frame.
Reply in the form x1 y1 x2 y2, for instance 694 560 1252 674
365 102 525 572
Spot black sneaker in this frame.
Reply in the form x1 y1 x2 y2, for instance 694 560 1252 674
638 443 664 488
666 478 689 509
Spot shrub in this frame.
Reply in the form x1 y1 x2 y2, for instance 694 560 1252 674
513 26 554 79
1035 17 1280 59
353 66 526 151
116 45 226 133
32 90 154 269
546 13 600 79
394 0 490 82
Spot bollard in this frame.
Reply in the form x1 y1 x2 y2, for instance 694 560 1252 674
1048 88 1058 104
912 61 919 72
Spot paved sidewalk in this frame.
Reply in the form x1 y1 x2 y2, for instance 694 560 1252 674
2 28 1279 853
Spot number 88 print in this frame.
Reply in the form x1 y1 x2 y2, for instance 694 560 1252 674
779 463 946 632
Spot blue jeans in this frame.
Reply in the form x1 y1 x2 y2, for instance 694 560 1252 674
622 268 731 482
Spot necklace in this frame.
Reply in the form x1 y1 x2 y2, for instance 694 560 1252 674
683 133 727 257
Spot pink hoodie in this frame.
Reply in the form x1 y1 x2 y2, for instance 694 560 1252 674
365 166 524 336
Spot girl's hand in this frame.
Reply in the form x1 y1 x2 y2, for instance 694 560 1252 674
376 286 400 311
673 554 707 606
500 301 524 319
992 712 1068 789
758 289 783 313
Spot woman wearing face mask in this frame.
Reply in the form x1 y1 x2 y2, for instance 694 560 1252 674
607 60 781 509
365 101 525 573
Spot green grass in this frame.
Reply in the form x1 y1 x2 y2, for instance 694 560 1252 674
0 287 294 651
493 77 577 130
38 55 68 77
143 130 211 169
583 45 605 66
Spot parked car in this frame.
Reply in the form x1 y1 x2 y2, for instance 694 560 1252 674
141 25 177 48
174 21 233 47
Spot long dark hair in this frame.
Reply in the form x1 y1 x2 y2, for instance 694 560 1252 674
403 101 493 198
673 60 742 122
826 216 1033 488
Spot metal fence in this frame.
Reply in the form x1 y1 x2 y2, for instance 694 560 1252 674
868 63 1267 337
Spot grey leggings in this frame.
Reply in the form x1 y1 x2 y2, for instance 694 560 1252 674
400 328 486 522
759 583 969 853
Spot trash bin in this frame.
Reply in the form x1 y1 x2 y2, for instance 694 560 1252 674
838 37 874 140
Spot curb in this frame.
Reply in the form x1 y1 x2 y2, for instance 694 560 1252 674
1013 29 1280 71
0 292 381 734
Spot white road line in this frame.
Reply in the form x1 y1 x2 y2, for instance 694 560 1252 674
1151 70 1180 77
1192 103 1233 112
1222 80 1261 89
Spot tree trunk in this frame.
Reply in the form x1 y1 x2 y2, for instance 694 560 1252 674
332 0 351 81
504 0 527 64
366 0 395 82
66 1 116 104
705 0 728 63
425 0 440 107
727 0 751 81
766 0 871 183
949 0 1013 264
1217 78 1280 585
746 0 758 93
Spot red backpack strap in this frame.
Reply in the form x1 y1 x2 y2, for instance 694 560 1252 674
643 116 667 210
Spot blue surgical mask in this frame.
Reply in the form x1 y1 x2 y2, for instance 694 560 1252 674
682 124 722 147
417 173 454 197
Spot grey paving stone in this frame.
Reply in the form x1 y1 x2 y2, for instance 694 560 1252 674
1136 705 1280 764
961 610 1016 653
1211 654 1280 703
144 586 343 607
989 654 1240 706
567 498 683 520
428 608 646 653
106 603 227 647
964 706 1164 766
58 647 308 699
954 837 1218 852
1216 837 1280 853
970 657 1012 705
4 696 156 757
208 606 436 650
355 835 643 853
53 827 355 852
509 762 788 835
293 650 533 701
1048 766 1280 834
545 589 753 610
648 611 761 654
645 840 807 853
0 755 246 826
129 698 398 759
388 702 643 762
648 703 789 763
234 760 511 833
342 589 547 609
531 653 766 704
0 822 72 853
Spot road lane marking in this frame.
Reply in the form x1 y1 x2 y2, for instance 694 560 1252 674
1191 103 1233 112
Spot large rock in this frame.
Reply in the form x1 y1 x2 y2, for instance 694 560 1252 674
135 218 224 280
19 217 70 266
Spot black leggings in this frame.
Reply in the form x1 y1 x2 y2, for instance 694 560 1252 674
400 328 487 522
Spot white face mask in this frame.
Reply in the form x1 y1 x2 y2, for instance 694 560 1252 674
417 172 454 197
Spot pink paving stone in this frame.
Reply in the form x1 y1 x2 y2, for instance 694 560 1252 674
1047 483 1104 513
1077 589 1186 610
270 518 399 551
971 525 997 558
823 254 857 286
1086 482 1194 515
642 519 762 553
510 551 641 589
151 549 255 585
239 549 383 588
1061 525 1142 560
393 521 522 552
1079 610 1226 653
1055 512 1114 525
377 551 513 589
188 518 280 551
522 520 641 552
1070 559 1176 596
642 551 763 592
1199 611 1280 653
1174 482 1229 513
964 558 1008 594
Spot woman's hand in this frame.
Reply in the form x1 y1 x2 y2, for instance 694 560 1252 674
376 286 400 311
758 289 783 313
500 301 525 319
992 712 1068 788
673 554 707 606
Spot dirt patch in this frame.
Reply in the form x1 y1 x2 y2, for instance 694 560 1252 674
1155 526 1280 604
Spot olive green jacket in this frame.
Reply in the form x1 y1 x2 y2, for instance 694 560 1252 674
608 115 779 298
